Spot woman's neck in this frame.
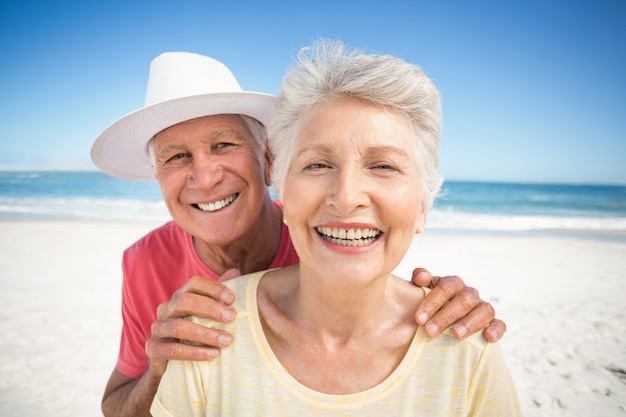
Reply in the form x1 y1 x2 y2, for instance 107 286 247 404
257 265 423 394
260 264 422 345
296 270 393 338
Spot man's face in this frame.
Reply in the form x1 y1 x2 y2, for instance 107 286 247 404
150 114 272 246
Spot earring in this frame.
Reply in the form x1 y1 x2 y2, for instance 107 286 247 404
283 217 288 225
416 226 424 234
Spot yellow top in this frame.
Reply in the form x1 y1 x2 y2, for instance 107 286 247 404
152 271 522 417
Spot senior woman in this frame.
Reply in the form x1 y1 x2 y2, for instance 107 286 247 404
151 40 521 416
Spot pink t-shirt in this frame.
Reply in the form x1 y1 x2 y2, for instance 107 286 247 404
117 212 299 378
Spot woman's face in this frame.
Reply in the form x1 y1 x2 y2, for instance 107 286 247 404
283 97 426 282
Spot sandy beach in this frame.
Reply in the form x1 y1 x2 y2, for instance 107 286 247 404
1 218 625 416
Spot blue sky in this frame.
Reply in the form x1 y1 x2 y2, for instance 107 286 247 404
1 0 624 185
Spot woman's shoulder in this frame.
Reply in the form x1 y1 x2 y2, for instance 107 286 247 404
390 274 426 309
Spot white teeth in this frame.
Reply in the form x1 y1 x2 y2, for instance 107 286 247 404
316 226 381 247
197 194 236 212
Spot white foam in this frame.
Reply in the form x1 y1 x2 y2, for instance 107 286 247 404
0 197 170 222
426 209 626 232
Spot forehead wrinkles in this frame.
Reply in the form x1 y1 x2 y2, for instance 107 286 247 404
208 128 248 143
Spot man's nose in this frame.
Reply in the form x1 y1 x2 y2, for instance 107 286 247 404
187 154 225 189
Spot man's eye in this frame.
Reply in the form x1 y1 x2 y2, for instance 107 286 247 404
165 153 190 163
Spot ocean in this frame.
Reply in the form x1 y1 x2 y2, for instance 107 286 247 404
1 171 625 236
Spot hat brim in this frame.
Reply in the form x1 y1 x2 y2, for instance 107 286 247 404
91 92 277 181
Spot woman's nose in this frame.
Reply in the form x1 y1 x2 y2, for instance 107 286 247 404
325 167 370 214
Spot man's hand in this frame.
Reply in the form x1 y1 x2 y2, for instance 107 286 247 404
412 268 506 342
145 269 241 375
102 270 242 417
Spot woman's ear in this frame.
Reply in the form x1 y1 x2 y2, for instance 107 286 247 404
416 209 428 234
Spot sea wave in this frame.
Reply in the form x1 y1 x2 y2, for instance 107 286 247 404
2 196 625 233
426 209 626 232
0 196 170 222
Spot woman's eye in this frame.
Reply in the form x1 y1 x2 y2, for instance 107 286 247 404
305 162 330 170
213 142 235 150
372 163 396 170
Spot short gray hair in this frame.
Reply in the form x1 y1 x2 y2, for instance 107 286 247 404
239 114 267 150
147 114 267 166
269 39 443 209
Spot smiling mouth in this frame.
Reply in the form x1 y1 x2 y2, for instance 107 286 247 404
316 226 381 247
193 193 238 212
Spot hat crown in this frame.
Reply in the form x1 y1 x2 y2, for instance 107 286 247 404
145 52 243 106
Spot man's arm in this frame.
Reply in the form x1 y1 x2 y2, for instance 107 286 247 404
102 368 162 417
102 270 240 417
411 268 506 342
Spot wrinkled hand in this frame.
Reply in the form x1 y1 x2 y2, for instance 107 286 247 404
145 269 240 375
412 268 506 342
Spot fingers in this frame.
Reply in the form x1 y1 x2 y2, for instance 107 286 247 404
415 273 508 342
446 299 495 339
482 318 507 342
146 318 233 365
184 274 236 305
151 316 234 347
150 340 220 362
146 337 219 373
219 268 241 283
157 276 236 323
146 274 243 368
415 275 469 329
157 292 236 323
411 267 437 287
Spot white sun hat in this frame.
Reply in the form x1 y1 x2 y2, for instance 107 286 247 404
91 51 276 181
